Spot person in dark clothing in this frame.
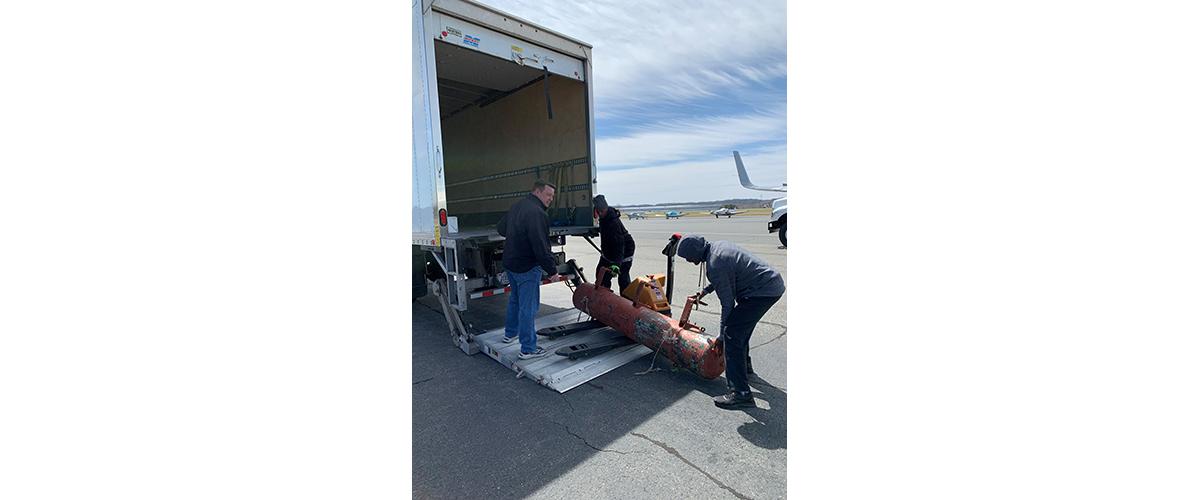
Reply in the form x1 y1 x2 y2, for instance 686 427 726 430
676 234 786 409
495 180 560 360
592 195 636 296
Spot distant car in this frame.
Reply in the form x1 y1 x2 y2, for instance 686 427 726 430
710 207 739 218
665 210 684 219
626 212 646 220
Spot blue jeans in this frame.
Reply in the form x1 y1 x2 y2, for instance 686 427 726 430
504 268 543 353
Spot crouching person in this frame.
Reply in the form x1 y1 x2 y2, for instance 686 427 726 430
676 234 785 409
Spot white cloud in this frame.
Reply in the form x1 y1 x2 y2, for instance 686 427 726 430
596 146 787 206
481 0 787 112
596 109 786 168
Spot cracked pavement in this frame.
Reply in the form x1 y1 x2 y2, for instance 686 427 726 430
630 432 752 500
413 216 787 499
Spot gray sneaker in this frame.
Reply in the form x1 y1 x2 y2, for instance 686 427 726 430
501 335 517 344
518 347 548 360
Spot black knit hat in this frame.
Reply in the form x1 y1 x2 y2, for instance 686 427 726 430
592 195 609 211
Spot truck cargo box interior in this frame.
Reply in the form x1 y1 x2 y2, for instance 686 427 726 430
434 40 592 231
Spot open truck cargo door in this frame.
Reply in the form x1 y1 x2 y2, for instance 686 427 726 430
414 0 596 248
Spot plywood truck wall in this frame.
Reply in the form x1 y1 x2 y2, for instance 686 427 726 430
440 73 590 230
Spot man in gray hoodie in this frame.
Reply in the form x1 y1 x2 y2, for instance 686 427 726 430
676 234 785 409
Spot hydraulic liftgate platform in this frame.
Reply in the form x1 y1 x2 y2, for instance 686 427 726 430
474 309 650 393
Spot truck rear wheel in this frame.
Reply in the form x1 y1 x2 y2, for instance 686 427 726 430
779 223 787 247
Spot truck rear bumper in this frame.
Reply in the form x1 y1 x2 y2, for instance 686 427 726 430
469 274 571 299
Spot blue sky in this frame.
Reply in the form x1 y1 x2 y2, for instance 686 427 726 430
483 0 788 206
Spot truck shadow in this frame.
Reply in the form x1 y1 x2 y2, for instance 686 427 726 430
412 293 786 499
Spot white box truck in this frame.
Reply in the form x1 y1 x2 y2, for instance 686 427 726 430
412 0 599 355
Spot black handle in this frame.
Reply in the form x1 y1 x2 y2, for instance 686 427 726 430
543 66 554 120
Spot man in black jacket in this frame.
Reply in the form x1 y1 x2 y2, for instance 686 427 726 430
495 180 559 360
592 195 636 296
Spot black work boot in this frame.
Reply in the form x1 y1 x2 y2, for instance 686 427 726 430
713 391 756 409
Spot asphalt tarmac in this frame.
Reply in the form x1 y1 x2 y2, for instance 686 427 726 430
412 215 788 499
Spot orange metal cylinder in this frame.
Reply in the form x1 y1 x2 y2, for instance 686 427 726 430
572 283 725 379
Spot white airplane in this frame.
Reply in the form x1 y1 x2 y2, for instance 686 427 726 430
732 151 788 246
710 207 740 218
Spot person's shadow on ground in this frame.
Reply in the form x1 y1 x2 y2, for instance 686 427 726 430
691 373 787 450
737 375 787 449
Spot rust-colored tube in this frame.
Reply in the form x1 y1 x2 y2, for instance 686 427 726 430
572 283 724 379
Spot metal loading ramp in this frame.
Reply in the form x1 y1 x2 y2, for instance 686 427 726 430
475 309 651 393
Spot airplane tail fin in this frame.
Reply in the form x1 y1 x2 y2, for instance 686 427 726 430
734 151 755 188
733 151 787 193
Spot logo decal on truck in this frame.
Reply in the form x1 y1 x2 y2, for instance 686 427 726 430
463 35 480 47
